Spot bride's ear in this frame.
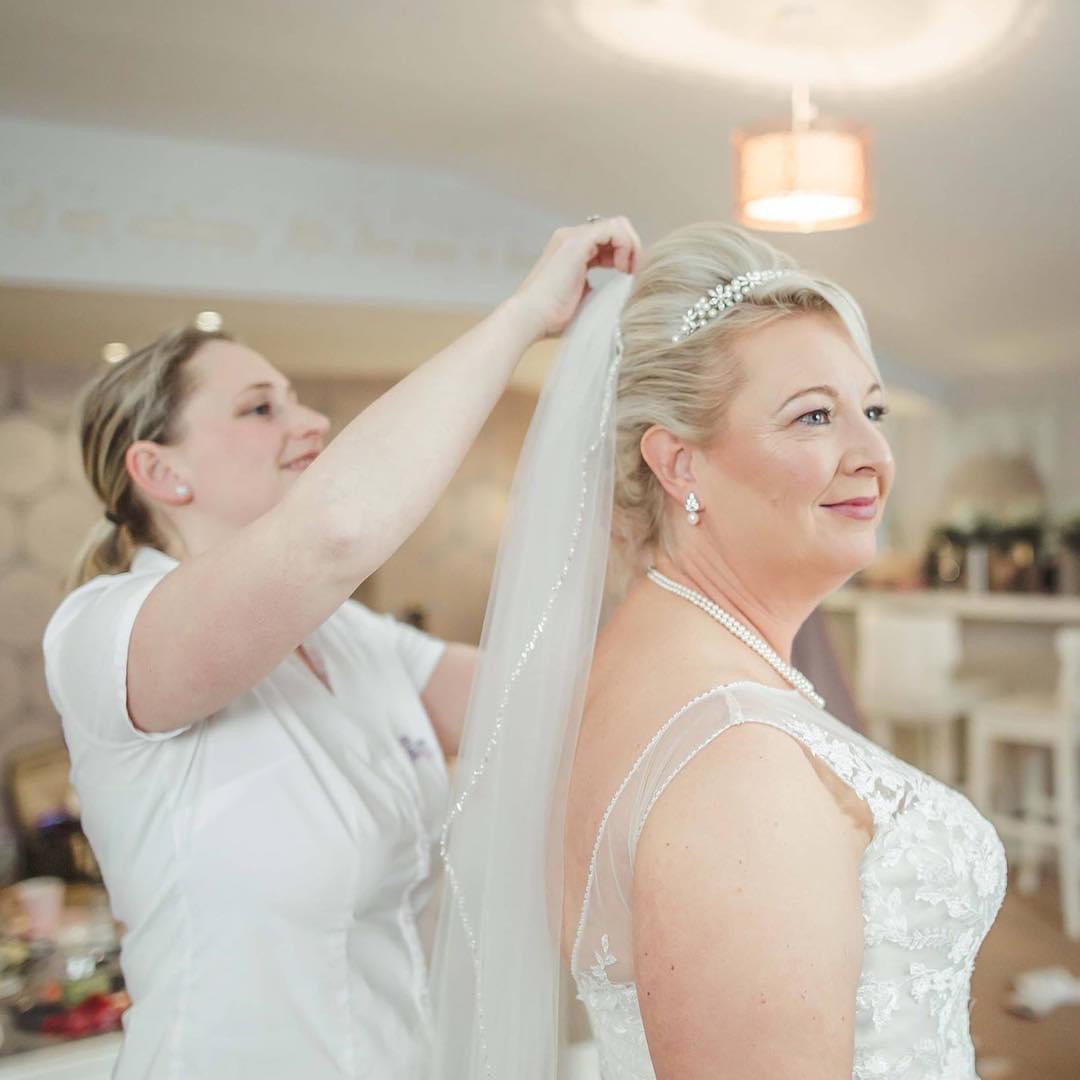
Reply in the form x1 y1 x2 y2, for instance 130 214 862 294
640 425 697 506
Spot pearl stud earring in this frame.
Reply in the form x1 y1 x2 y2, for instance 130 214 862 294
176 484 190 498
685 492 701 526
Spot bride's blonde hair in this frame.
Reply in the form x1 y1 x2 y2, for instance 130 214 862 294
613 222 876 560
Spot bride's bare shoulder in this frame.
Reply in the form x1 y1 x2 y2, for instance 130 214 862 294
585 583 758 734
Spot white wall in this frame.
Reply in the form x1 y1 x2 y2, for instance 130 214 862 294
869 370 1080 556
947 373 1080 515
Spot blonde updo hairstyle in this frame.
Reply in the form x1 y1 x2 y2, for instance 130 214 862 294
69 325 232 590
613 222 876 565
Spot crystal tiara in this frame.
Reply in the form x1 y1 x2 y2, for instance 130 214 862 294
672 269 794 343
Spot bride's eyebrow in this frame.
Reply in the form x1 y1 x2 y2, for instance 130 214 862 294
775 385 837 413
774 380 884 415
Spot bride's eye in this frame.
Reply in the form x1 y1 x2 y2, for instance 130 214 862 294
797 408 832 426
866 405 890 422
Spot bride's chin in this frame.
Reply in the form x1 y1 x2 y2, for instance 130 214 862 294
817 536 878 577
846 543 880 576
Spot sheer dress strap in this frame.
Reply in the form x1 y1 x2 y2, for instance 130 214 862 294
572 683 909 983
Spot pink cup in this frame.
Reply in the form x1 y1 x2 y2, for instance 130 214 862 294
14 876 66 941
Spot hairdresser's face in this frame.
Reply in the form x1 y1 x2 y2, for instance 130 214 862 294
692 314 894 589
167 341 330 531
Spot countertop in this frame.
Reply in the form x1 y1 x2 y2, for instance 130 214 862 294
822 588 1080 624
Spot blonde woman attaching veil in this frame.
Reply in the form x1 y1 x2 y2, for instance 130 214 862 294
43 219 640 1080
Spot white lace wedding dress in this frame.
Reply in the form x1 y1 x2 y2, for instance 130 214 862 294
570 681 1008 1080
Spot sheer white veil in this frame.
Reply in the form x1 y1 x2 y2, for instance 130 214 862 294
428 274 634 1079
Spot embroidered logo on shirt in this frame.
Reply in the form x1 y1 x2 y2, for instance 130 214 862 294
399 735 433 763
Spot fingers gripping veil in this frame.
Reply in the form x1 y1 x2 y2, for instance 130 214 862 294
428 275 634 1078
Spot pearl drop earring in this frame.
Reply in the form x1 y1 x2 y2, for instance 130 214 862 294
685 492 701 526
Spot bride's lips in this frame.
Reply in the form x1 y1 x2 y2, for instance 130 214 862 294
821 496 879 521
282 450 320 471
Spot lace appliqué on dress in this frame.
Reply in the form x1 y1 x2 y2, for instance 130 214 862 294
575 935 651 1080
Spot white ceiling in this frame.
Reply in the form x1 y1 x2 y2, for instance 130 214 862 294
1 0 1078 386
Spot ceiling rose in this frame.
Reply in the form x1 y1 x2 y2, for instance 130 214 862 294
571 0 1044 91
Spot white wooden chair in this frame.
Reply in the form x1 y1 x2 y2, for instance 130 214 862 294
966 628 1080 939
855 606 990 787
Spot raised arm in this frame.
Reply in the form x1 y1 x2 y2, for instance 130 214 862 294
632 721 868 1080
127 219 641 733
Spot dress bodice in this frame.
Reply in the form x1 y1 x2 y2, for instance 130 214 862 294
570 682 1007 1080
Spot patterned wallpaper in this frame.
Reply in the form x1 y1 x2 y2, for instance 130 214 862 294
0 362 98 819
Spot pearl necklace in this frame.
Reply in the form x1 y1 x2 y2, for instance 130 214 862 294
646 567 825 709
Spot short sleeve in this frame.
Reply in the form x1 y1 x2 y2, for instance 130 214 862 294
377 612 448 693
43 569 190 746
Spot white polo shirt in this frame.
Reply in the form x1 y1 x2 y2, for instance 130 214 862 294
43 547 449 1079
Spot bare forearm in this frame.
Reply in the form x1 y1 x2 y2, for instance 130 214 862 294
287 297 539 584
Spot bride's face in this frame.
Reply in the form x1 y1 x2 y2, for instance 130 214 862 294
695 312 893 588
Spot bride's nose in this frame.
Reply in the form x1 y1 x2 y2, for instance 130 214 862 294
841 420 893 481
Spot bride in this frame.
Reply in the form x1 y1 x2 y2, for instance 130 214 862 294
429 222 1007 1079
